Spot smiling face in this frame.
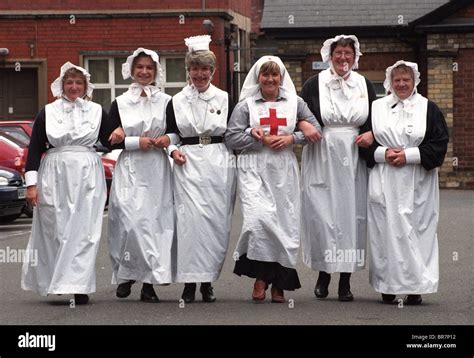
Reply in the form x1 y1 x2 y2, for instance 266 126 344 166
391 67 415 100
330 44 355 77
62 72 86 101
189 64 212 92
258 61 282 100
132 55 156 86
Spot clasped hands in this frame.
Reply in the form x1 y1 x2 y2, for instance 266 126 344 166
354 131 406 166
108 127 170 151
251 128 293 150
384 148 406 167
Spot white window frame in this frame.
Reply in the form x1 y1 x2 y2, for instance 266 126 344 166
84 55 187 101
84 57 130 101
161 56 187 95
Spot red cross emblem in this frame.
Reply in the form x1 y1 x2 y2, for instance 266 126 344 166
259 108 287 135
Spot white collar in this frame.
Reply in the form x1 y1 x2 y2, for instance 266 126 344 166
182 83 216 103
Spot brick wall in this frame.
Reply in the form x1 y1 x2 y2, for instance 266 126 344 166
250 0 264 34
1 16 228 103
0 0 251 14
428 33 474 188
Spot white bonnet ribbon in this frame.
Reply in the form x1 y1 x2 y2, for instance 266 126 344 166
51 62 95 98
389 93 418 115
325 72 356 100
126 82 161 103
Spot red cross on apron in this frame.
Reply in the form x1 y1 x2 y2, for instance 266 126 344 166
260 108 287 135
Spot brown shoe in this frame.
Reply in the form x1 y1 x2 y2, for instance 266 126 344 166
271 286 285 303
252 279 268 302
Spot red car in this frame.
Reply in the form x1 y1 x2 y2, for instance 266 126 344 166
0 132 28 176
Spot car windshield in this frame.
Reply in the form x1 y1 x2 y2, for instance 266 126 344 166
0 131 28 148
0 128 30 145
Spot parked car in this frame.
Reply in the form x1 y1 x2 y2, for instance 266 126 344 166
0 131 28 176
0 120 33 137
0 166 26 223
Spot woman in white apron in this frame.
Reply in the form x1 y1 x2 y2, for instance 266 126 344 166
22 62 108 305
300 35 376 302
225 56 321 303
360 61 448 305
107 48 177 302
167 35 236 303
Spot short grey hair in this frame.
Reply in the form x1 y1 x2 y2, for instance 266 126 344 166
185 51 216 73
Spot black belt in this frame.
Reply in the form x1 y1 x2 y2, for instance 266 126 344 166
181 136 223 145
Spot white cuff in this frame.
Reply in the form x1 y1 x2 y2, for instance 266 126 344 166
167 144 179 157
25 171 38 187
124 137 140 151
404 147 421 164
245 128 253 137
374 146 388 163
166 133 180 146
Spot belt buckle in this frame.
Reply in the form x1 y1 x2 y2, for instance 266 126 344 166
199 135 211 147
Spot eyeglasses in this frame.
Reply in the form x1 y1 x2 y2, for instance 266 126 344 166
189 67 212 74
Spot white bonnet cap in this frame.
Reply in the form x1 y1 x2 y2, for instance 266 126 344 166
383 60 421 94
320 34 362 70
122 47 163 85
185 35 212 52
239 55 296 101
50 62 94 98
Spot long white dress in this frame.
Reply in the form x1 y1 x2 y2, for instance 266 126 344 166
232 92 300 269
301 69 373 273
21 98 106 295
172 84 236 283
368 93 447 294
108 90 175 285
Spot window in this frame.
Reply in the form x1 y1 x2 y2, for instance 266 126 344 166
358 71 386 99
161 57 187 96
85 56 187 109
372 81 386 99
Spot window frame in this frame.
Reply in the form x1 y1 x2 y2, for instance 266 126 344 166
84 55 187 104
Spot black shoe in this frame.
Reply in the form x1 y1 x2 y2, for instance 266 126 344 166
381 293 396 303
200 282 216 303
140 283 159 303
314 271 331 298
338 273 354 302
181 283 196 303
74 294 89 305
116 280 135 298
403 294 422 305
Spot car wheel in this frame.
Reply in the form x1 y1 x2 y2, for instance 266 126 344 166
0 214 22 223
22 202 34 218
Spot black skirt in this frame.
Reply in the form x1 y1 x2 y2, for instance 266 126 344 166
233 254 301 291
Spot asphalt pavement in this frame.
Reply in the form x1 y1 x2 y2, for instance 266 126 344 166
0 189 472 326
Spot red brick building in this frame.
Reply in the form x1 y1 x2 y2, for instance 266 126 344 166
253 0 474 188
0 0 251 117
